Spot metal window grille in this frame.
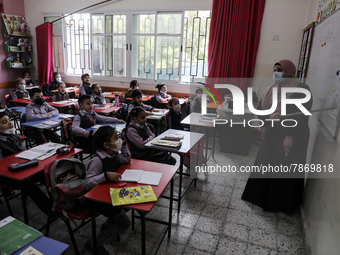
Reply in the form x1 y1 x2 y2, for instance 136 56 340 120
182 11 211 83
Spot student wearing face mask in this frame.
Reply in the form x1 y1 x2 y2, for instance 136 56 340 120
91 83 106 106
48 72 62 93
10 78 29 100
190 88 203 113
23 71 39 87
84 126 130 254
242 59 313 214
25 88 61 145
166 97 185 130
79 73 92 96
126 107 176 165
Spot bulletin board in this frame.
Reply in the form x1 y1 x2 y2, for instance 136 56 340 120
306 9 340 140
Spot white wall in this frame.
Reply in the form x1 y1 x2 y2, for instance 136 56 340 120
252 0 311 96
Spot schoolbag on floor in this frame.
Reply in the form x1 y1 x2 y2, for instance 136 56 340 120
49 158 87 211
117 103 128 121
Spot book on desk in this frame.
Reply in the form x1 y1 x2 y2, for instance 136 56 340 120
151 139 182 148
15 143 64 160
110 185 157 206
0 216 42 255
120 169 162 186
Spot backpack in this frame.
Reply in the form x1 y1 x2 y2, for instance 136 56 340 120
149 95 157 107
41 83 52 96
49 158 87 211
117 103 129 121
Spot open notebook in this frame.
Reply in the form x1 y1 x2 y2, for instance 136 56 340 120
15 143 64 160
120 169 162 186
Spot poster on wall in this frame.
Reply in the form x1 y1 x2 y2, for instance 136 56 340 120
1 13 31 35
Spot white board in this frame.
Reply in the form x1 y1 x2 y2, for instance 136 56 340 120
306 9 340 140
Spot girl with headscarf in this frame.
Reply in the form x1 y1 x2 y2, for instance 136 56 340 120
241 59 313 214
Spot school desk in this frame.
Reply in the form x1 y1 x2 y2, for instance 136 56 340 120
145 129 204 213
21 113 72 130
51 87 80 98
9 97 51 107
85 159 177 255
0 148 82 224
48 101 77 114
103 91 125 103
92 103 120 116
13 235 69 255
85 122 126 133
125 95 152 102
181 112 216 161
146 109 169 135
9 106 26 130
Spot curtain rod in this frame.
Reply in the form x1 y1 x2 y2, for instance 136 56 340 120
49 0 122 24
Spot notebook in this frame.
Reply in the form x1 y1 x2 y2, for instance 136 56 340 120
0 216 42 255
120 169 162 186
151 139 182 148
110 186 157 206
15 143 64 160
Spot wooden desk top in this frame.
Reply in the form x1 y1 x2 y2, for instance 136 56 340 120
93 103 120 114
181 112 215 127
85 159 177 213
145 129 204 155
0 148 82 181
48 101 77 108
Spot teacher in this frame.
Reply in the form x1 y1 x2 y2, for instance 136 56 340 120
241 59 313 214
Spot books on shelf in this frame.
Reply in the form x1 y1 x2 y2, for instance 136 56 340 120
110 185 157 206
120 169 162 186
15 142 64 160
0 216 42 255
151 139 182 148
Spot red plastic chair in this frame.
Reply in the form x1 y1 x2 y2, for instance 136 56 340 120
43 160 94 255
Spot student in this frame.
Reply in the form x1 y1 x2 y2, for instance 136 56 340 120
166 97 185 130
10 78 29 100
52 82 70 102
127 89 154 114
155 83 171 103
125 80 140 100
190 88 203 113
0 111 52 214
126 107 176 165
84 126 130 254
25 88 61 144
91 83 106 106
79 73 92 96
48 72 62 93
72 95 124 139
23 71 39 87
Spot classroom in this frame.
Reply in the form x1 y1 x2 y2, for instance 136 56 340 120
0 0 338 254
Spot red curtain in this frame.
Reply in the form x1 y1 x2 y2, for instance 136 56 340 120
35 22 54 87
207 0 266 95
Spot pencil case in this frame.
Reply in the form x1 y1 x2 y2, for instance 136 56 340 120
8 160 39 172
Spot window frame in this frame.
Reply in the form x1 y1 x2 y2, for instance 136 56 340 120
43 9 210 86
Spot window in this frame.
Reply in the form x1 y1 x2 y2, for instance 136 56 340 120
45 10 210 84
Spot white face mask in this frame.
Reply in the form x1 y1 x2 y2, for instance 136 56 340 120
273 71 284 84
174 104 181 112
19 84 26 90
1 128 15 135
196 94 202 99
56 77 62 82
109 138 123 152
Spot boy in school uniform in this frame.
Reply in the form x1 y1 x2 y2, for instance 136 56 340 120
48 72 62 93
25 88 61 144
84 126 130 254
127 89 154 114
91 83 106 106
10 77 29 100
79 73 92 96
0 111 52 214
72 95 125 139
23 71 39 87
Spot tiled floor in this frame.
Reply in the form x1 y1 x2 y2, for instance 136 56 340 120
0 141 307 255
